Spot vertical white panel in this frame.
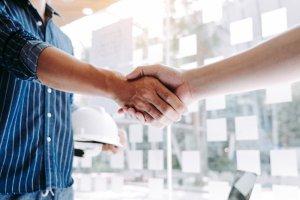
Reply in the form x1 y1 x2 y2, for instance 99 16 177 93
148 126 164 142
110 152 125 169
266 84 292 104
178 35 197 58
127 150 143 170
262 8 287 38
206 95 226 111
236 150 261 175
272 185 300 200
270 149 298 177
148 150 164 170
235 116 259 141
148 178 164 195
182 151 201 173
230 18 253 45
206 118 227 142
129 124 143 143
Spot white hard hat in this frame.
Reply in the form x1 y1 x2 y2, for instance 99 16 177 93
72 106 122 147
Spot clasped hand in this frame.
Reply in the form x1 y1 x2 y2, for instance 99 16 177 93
115 65 192 127
115 75 185 127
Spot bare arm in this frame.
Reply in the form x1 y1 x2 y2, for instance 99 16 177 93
124 26 300 121
37 47 124 100
37 47 185 125
184 26 300 101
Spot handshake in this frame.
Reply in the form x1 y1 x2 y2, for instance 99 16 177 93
112 64 193 127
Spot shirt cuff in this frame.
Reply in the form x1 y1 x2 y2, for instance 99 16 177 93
20 41 51 81
3 30 51 81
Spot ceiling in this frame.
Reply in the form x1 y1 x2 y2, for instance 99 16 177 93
51 0 119 26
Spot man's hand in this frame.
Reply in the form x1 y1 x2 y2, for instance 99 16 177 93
119 65 193 125
127 65 192 102
113 74 186 126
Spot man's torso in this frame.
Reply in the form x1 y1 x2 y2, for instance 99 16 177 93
0 0 74 194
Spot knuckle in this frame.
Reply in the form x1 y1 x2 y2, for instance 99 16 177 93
162 105 171 113
136 66 142 73
148 78 157 85
146 116 155 123
178 103 185 111
142 91 151 99
145 105 152 113
165 94 173 102
156 115 163 121
140 88 149 94
154 111 162 119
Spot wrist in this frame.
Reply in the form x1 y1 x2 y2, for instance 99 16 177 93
182 70 197 102
104 70 133 104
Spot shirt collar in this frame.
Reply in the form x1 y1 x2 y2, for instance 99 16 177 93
45 3 60 17
17 0 60 18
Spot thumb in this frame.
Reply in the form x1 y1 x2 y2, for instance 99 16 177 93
126 67 143 80
126 66 158 80
176 84 192 107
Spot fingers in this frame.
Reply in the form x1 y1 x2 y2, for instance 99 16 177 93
102 144 119 154
118 107 125 114
118 129 127 148
129 107 146 123
126 65 159 80
156 85 186 116
147 89 181 122
121 106 170 127
120 97 175 126
120 106 154 124
122 106 143 122
134 100 163 122
143 112 154 124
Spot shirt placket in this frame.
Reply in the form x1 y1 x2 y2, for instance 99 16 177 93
43 22 58 190
27 1 57 189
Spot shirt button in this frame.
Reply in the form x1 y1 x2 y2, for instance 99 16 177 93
37 21 43 26
47 88 52 94
47 137 52 143
47 113 52 118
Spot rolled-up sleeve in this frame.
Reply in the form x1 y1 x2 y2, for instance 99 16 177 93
0 5 51 81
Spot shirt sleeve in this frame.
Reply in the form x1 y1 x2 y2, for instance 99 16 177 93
0 4 51 81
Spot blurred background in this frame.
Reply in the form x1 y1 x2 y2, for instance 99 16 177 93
52 0 300 199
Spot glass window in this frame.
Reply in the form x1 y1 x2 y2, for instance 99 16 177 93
62 0 300 199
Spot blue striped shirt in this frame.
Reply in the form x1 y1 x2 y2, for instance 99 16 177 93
0 0 74 194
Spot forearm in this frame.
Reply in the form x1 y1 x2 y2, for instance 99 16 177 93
37 47 125 100
184 26 300 100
